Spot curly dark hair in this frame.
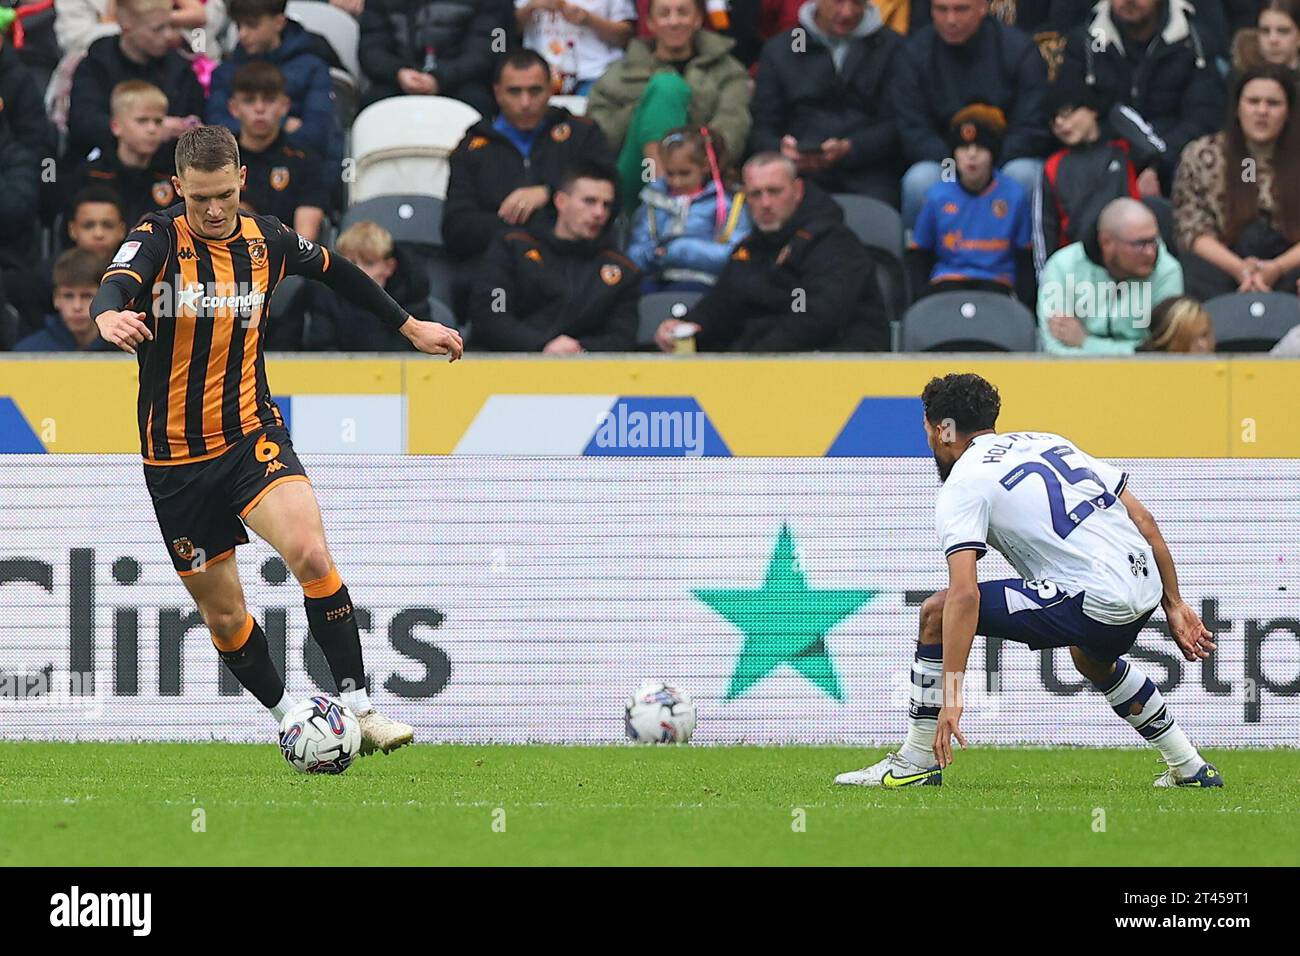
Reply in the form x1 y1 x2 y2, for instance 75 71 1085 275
921 373 1001 434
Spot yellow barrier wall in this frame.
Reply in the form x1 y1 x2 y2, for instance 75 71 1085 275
3 356 1297 456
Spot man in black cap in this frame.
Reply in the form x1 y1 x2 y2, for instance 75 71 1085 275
1033 76 1168 271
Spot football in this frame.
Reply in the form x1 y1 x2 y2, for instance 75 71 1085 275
624 682 697 743
278 696 362 774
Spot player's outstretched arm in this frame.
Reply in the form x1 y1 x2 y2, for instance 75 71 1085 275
90 218 169 354
397 313 464 361
91 275 154 355
1120 487 1216 662
282 225 463 361
935 550 979 768
93 309 154 355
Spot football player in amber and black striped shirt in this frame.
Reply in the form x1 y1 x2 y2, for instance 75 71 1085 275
92 125 462 754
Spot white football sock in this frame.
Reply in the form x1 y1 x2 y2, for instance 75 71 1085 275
269 691 293 723
899 644 943 768
341 688 372 714
1098 658 1202 774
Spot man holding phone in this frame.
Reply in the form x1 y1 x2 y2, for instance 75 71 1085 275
748 0 906 208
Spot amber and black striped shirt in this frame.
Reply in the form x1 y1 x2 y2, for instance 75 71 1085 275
94 203 409 465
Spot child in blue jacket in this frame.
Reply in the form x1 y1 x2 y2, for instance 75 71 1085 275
626 126 751 295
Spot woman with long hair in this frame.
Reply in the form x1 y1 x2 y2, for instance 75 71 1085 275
1233 0 1300 73
1172 64 1300 299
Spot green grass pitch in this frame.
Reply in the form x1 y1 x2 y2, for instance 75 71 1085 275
2 744 1296 866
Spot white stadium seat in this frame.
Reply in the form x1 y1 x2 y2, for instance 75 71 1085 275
286 0 361 82
349 96 481 202
549 94 588 116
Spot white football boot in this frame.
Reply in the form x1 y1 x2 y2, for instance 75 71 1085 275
355 709 414 756
1153 761 1223 788
834 751 942 788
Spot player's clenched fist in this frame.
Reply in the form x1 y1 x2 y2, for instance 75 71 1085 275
96 309 154 355
400 318 464 361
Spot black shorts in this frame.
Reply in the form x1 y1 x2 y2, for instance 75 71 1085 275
144 425 309 576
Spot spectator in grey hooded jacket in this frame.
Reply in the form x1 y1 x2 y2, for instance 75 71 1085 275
748 0 906 207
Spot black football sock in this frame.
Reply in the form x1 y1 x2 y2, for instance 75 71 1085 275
303 567 368 703
216 615 287 709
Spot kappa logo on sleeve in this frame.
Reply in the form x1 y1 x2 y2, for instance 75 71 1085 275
111 241 141 264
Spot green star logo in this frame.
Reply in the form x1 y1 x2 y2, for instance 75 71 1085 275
694 523 876 702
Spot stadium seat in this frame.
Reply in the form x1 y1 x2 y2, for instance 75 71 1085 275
340 195 444 248
428 296 456 329
338 195 454 328
265 274 310 349
268 274 308 322
425 252 457 307
1203 292 1300 352
1143 195 1177 258
350 96 481 202
549 94 588 116
611 211 631 249
832 193 908 327
330 68 360 129
1 304 20 351
637 290 704 348
286 1 361 82
900 291 1038 352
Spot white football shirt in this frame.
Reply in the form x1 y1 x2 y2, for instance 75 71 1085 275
935 432 1162 624
517 0 636 83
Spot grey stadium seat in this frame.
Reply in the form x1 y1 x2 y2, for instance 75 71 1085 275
427 296 457 329
339 195 453 324
832 193 907 324
637 290 704 348
1203 292 1300 352
901 291 1038 352
340 195 444 248
269 275 308 322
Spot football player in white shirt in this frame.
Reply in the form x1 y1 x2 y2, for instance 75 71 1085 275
836 373 1223 789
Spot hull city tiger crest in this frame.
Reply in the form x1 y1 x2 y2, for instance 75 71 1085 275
171 537 195 561
152 180 175 206
551 123 571 143
248 239 267 267
993 199 1009 218
600 263 622 285
270 166 291 191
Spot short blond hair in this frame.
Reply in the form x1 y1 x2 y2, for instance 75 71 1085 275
111 80 168 118
336 222 394 263
119 0 174 19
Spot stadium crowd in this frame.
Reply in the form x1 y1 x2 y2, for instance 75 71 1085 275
2 0 1299 353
